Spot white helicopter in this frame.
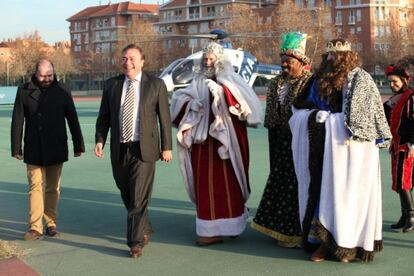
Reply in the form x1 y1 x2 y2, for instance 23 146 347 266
159 29 281 93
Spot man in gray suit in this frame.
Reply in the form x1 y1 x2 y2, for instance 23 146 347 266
95 44 172 258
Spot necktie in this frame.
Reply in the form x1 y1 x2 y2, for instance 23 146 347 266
121 79 136 142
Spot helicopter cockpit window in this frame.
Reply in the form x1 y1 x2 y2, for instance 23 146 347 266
172 60 195 85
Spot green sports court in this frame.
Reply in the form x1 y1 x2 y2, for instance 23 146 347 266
0 99 413 275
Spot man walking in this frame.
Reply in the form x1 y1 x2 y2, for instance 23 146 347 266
95 44 172 258
11 59 85 240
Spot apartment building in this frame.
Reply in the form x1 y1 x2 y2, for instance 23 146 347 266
330 0 413 57
67 1 159 65
156 0 273 52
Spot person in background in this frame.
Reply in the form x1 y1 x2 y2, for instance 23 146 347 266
383 64 414 232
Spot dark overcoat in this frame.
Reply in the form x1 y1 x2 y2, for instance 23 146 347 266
11 76 85 166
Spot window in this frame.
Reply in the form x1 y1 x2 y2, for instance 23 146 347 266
336 0 342 7
174 9 182 19
165 40 172 49
95 19 102 28
356 43 362 51
219 6 224 16
324 0 332 6
350 27 355 34
400 11 408 21
349 10 355 24
74 21 81 31
200 22 209 33
74 45 81 52
101 43 110 53
356 10 361 22
111 17 116 27
188 24 197 34
189 7 200 19
207 6 216 17
379 25 385 37
335 11 342 25
73 33 81 45
165 11 173 20
189 38 198 49
84 33 89 44
294 0 304 8
111 31 117 40
357 26 362 33
85 21 89 30
349 0 355 5
308 0 315 8
102 18 109 27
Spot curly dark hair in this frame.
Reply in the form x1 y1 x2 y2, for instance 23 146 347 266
315 39 361 98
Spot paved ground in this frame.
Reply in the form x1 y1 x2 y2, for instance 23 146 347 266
0 100 413 276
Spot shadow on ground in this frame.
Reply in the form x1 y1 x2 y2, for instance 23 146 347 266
0 181 307 261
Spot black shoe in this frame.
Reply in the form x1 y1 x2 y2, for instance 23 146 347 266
391 213 406 229
403 211 414 232
402 191 414 232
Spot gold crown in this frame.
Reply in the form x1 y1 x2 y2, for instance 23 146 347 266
325 41 352 53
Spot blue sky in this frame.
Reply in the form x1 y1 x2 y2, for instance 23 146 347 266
0 0 160 44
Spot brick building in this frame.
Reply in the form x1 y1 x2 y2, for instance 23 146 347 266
67 1 159 66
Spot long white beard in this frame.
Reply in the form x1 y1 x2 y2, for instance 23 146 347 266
203 67 216 79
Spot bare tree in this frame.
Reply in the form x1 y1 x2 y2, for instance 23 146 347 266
49 42 76 83
10 31 49 82
224 5 276 64
116 17 163 73
270 2 334 66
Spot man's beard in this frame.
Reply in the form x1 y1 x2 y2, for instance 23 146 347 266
324 59 337 73
203 66 216 79
40 81 52 88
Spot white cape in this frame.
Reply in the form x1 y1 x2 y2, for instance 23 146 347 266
290 110 382 252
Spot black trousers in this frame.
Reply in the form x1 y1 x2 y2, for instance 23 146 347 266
111 142 156 248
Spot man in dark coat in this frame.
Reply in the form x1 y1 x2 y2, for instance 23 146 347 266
94 44 172 258
11 59 85 240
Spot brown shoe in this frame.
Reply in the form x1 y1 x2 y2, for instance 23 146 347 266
130 246 143 258
196 236 223 246
311 246 328 262
24 230 42 241
45 226 59 237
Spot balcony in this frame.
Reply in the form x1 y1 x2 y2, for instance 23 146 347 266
189 13 200 19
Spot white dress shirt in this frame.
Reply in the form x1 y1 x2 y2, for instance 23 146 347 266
119 72 142 142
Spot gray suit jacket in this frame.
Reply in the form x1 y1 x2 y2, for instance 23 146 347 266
95 72 172 162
